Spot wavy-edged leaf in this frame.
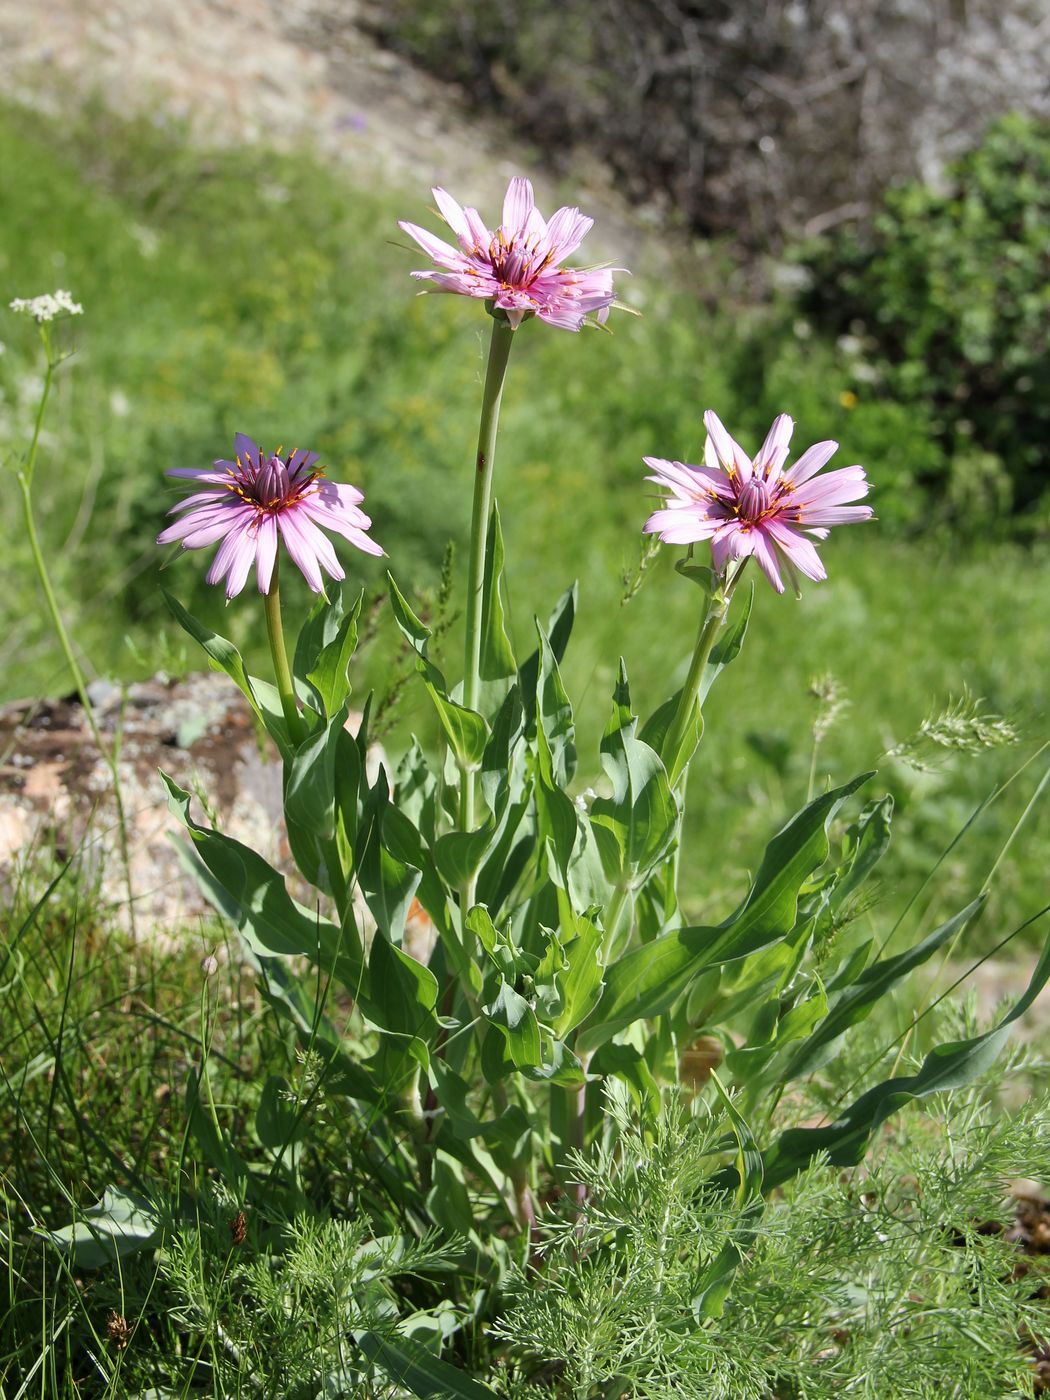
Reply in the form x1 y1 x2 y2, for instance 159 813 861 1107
162 588 263 721
590 660 677 882
163 773 367 993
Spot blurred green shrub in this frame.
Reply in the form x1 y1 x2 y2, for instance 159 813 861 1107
799 114 1050 533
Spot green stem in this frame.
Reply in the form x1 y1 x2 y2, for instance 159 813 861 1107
662 569 742 787
459 317 515 850
18 345 138 935
263 561 305 747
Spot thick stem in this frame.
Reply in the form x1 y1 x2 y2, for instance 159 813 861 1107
459 318 515 853
263 560 305 747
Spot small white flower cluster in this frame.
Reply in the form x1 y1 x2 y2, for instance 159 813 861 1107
9 289 84 323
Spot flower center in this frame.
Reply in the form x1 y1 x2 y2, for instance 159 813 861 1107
255 458 289 507
488 231 547 288
737 476 772 522
227 450 324 513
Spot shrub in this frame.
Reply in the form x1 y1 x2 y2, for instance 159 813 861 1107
800 114 1050 531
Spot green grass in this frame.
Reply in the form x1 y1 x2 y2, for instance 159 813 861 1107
1 98 1048 950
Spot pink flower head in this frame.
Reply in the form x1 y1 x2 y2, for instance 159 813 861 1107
157 434 383 599
643 411 873 593
398 177 617 331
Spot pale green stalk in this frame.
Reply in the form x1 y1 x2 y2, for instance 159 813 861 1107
264 563 352 907
263 559 305 747
17 328 138 936
662 567 743 787
459 318 515 867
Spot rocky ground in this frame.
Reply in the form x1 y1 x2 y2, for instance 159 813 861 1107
0 0 654 267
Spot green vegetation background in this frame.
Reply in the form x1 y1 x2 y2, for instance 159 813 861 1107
1 102 1047 939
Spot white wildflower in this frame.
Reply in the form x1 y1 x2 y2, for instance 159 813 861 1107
9 289 84 323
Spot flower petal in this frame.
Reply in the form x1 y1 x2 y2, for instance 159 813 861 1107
543 206 593 262
755 414 794 479
501 177 535 235
704 410 751 480
432 186 472 243
711 521 756 574
765 520 827 582
234 433 262 469
643 456 734 502
750 527 786 593
398 220 467 271
791 464 870 508
796 504 874 528
783 439 838 485
644 508 721 544
206 522 253 595
256 515 278 593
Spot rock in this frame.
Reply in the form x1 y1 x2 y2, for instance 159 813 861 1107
0 672 366 944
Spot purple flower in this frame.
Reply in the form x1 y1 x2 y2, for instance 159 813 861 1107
644 411 873 594
398 177 617 331
158 434 383 599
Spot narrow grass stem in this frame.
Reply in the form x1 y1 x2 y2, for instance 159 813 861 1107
458 317 515 851
263 560 305 748
18 343 138 936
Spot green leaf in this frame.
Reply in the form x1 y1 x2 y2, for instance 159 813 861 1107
480 502 516 684
674 559 716 594
700 583 753 706
306 591 362 718
367 933 439 1040
553 911 606 1037
761 923 1050 1190
693 1077 764 1319
434 820 497 890
284 702 349 843
780 894 987 1083
164 774 366 989
387 573 489 769
484 980 543 1071
256 1074 303 1151
640 586 753 774
425 1152 476 1237
577 775 870 1052
357 774 423 944
355 1330 498 1398
590 660 677 881
386 572 432 651
162 588 261 719
533 620 576 786
426 685 490 770
45 1188 161 1269
519 583 577 730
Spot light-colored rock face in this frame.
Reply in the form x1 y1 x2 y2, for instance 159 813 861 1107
0 0 642 267
0 673 289 942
